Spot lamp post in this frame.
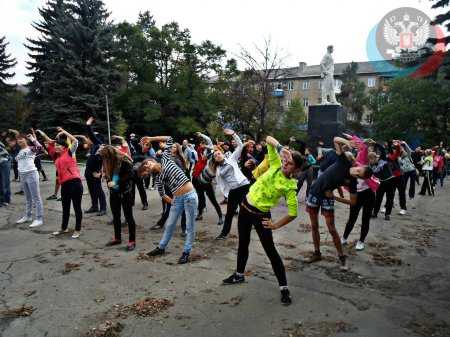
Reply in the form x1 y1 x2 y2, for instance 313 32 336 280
100 85 111 145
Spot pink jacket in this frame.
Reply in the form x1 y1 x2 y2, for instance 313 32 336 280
352 135 380 192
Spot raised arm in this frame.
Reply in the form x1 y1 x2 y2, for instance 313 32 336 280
224 129 244 162
35 129 54 143
333 137 352 155
57 127 78 154
86 117 102 145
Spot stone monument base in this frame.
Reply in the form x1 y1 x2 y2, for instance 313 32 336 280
308 104 346 147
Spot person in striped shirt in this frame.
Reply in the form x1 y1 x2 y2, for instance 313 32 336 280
138 136 198 264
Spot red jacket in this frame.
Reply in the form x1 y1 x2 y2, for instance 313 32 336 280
192 146 207 178
388 144 402 177
48 143 81 184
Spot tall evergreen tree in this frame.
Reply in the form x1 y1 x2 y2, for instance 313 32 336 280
0 36 18 130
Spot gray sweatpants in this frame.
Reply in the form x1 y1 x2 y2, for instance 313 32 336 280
19 170 44 221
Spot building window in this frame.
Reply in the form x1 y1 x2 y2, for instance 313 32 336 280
287 81 294 91
302 80 310 90
303 97 309 107
368 77 376 88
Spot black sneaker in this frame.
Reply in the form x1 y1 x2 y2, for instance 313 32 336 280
339 255 348 271
85 207 99 214
222 273 245 285
147 247 165 257
384 214 390 221
371 213 377 218
195 214 203 221
180 231 187 238
97 210 107 216
46 194 57 200
305 251 322 264
215 234 226 241
280 288 292 305
217 217 224 226
15 191 24 195
178 252 190 264
142 204 149 210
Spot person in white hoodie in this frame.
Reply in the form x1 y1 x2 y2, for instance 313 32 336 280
213 129 251 240
15 131 44 227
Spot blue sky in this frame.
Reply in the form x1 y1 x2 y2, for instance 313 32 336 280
0 0 444 84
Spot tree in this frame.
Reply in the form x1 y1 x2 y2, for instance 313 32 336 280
0 36 18 130
26 0 120 135
373 77 449 146
337 62 368 123
273 98 306 143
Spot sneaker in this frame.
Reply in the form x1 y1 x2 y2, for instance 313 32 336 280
29 219 43 228
16 216 32 224
280 288 292 305
341 237 348 245
147 247 165 257
305 251 322 264
215 234 227 241
384 214 390 221
151 223 163 230
222 273 245 285
355 241 365 251
52 229 70 236
57 197 62 202
71 231 81 239
96 210 107 216
195 214 203 221
371 213 377 218
178 252 190 264
399 209 406 215
46 194 57 200
380 207 386 214
339 255 348 271
15 190 24 195
142 204 149 211
180 231 187 238
217 217 224 226
127 241 136 251
150 187 155 191
85 207 99 214
106 239 122 246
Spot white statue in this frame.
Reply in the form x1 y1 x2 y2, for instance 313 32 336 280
320 45 340 105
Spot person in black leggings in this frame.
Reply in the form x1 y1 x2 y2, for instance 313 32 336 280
100 145 137 251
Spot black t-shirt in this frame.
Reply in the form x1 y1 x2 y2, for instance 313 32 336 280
310 152 357 198
319 150 338 172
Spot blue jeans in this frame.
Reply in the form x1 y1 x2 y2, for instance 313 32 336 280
20 170 44 220
159 190 198 253
0 159 11 203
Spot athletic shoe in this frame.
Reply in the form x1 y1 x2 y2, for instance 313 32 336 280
15 191 24 195
371 213 377 218
57 197 62 202
217 217 224 226
399 209 406 215
85 207 99 214
180 231 187 238
195 215 203 221
42 178 48 182
341 237 348 245
142 204 149 211
29 219 43 228
71 231 81 239
355 241 365 251
380 207 386 214
150 187 155 191
16 216 32 224
46 194 57 200
178 252 190 264
222 273 245 285
147 247 165 257
305 251 322 264
127 241 136 251
150 223 163 230
215 234 227 241
96 210 107 216
384 215 390 221
280 288 292 305
52 229 70 236
106 239 122 246
339 255 348 271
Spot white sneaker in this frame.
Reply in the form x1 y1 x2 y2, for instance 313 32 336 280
381 207 386 214
341 237 348 245
399 209 406 215
355 241 365 251
52 229 70 236
29 219 43 228
16 216 32 224
71 231 81 239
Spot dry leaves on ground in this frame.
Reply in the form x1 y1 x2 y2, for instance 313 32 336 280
0 305 34 318
85 320 124 337
63 262 82 274
112 298 173 319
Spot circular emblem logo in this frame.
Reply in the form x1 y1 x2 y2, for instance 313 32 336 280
366 7 445 78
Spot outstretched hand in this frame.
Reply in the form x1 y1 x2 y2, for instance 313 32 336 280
223 128 235 136
86 117 95 126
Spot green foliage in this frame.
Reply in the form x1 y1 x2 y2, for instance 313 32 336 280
273 98 306 143
373 77 449 146
337 62 368 123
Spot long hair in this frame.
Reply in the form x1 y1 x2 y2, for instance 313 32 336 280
99 145 130 180
173 143 188 170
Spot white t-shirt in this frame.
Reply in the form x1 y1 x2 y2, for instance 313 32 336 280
16 147 37 173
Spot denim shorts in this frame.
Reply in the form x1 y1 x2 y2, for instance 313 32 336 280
306 193 334 215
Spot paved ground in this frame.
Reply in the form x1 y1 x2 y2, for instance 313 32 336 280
1 163 449 337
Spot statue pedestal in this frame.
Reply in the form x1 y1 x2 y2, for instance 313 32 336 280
308 104 346 147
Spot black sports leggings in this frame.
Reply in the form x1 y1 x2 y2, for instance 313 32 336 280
220 184 249 237
343 188 375 242
373 179 395 216
193 177 222 218
61 178 83 231
110 190 136 242
236 199 287 287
